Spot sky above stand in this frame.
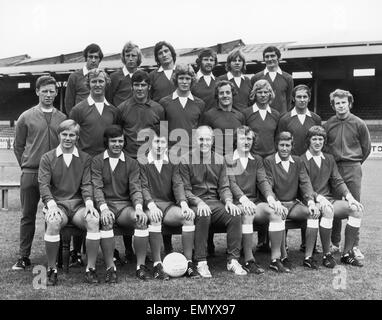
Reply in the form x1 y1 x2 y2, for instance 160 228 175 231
1 0 381 59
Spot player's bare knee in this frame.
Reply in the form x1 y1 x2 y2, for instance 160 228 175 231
242 214 254 225
101 223 113 231
351 208 363 219
322 208 334 220
46 220 61 235
183 218 194 226
85 216 100 233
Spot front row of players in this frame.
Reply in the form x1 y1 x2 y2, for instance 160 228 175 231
39 120 364 285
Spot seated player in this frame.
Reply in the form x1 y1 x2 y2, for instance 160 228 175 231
226 126 286 274
38 120 100 286
91 125 149 282
179 126 246 278
140 127 200 279
264 131 320 271
301 126 364 267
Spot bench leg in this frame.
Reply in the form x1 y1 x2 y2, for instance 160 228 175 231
2 189 8 210
61 233 71 273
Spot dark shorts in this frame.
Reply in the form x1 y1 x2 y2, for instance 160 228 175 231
107 200 133 219
155 201 177 217
56 198 84 219
281 200 301 212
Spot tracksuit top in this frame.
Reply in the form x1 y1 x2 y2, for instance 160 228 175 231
107 69 134 107
323 113 371 164
218 73 252 112
13 106 67 172
65 69 89 115
191 76 218 111
149 69 176 102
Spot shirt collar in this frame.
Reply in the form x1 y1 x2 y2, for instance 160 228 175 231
305 150 325 160
83 66 90 76
233 150 255 161
147 151 169 163
87 95 110 106
264 67 282 75
291 108 312 117
157 66 176 73
103 150 125 162
252 103 272 114
196 70 215 80
122 66 134 77
56 145 79 157
227 71 245 80
172 91 194 101
275 153 295 164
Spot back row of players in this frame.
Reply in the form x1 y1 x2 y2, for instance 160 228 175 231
12 41 371 285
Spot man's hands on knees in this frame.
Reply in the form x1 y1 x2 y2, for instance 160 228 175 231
225 199 241 216
308 200 320 219
135 205 148 225
147 202 162 223
46 200 62 223
100 208 115 226
267 196 288 219
197 201 212 216
180 201 195 220
85 200 99 219
346 193 364 212
239 195 257 215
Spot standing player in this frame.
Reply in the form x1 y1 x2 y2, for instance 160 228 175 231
38 120 100 285
180 126 246 278
301 126 364 267
323 89 371 259
278 85 321 156
140 128 200 279
251 46 294 115
191 48 218 111
244 79 281 158
69 68 120 157
12 76 66 271
149 41 177 102
65 43 103 115
107 41 142 107
218 48 252 112
226 126 286 273
264 131 319 271
92 125 149 282
202 80 244 156
159 64 205 152
118 70 164 159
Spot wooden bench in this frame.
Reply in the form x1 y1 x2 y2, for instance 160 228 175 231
0 182 20 210
0 162 20 211
59 219 306 271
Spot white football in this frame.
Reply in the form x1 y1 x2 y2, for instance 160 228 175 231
162 252 188 277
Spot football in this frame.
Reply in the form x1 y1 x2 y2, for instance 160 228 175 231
162 252 188 277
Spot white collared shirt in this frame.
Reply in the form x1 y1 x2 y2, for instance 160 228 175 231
122 66 134 78
103 150 125 172
56 145 79 167
172 91 194 108
147 151 169 173
83 66 90 76
197 70 215 87
290 107 312 125
157 65 175 81
306 150 325 168
275 152 295 172
264 67 282 82
233 150 255 170
252 103 272 121
227 71 245 88
87 96 110 115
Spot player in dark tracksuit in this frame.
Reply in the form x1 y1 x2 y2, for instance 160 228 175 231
323 89 371 260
